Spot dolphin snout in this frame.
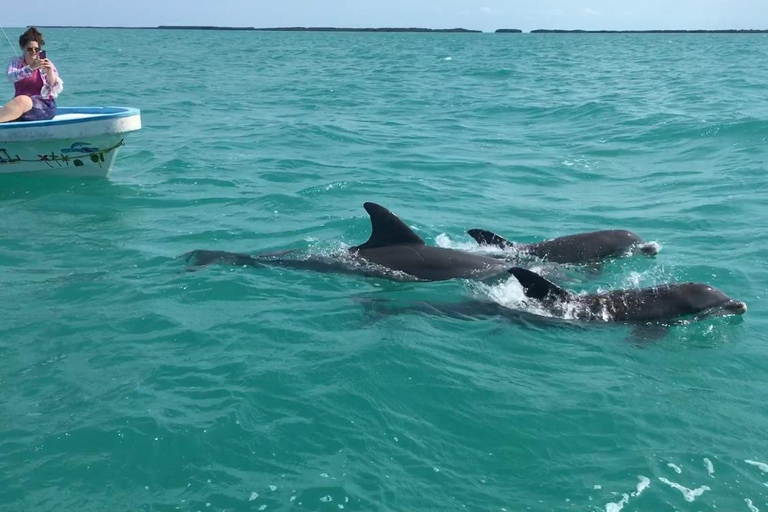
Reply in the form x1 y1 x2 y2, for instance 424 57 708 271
728 300 747 315
638 241 661 256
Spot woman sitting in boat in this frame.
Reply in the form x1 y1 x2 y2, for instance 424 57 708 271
0 27 63 123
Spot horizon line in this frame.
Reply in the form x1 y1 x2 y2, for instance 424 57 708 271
25 25 768 34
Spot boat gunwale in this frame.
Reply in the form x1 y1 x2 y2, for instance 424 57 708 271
0 106 141 131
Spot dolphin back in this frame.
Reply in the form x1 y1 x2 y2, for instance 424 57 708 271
470 228 659 264
527 230 644 263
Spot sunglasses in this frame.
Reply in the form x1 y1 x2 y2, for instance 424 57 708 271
25 47 41 54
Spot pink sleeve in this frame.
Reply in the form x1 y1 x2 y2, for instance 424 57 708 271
6 57 33 83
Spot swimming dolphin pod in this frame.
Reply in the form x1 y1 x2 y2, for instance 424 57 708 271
508 267 746 323
183 202 747 334
184 202 511 282
467 228 661 264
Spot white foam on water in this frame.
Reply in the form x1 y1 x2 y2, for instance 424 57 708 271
477 273 567 320
668 463 683 474
634 477 651 496
483 271 619 321
626 271 643 288
320 496 333 503
746 460 768 473
618 267 669 289
704 458 715 477
746 499 760 512
444 57 452 61
249 492 259 501
604 477 650 512
605 494 629 512
482 276 527 306
434 233 507 255
658 477 710 502
269 485 277 491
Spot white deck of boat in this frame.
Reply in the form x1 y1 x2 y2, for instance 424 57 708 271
52 113 97 121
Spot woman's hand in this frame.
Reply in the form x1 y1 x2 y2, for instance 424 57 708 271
29 58 42 70
40 59 56 85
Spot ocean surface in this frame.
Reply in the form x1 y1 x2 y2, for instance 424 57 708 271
1 28 768 511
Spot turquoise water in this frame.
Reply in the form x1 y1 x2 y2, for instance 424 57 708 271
2 28 768 511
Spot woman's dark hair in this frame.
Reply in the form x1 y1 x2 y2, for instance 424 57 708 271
19 27 45 49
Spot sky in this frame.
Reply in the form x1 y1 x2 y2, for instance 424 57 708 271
5 0 768 33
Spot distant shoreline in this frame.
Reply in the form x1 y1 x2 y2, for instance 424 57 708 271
526 29 768 33
33 25 768 34
35 25 484 33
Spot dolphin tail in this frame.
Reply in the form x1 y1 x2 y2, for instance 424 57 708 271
509 267 571 302
467 229 513 248
637 241 661 256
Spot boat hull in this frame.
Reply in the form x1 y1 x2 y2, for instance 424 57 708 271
0 106 141 177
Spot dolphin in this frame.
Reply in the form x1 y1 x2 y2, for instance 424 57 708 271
184 202 511 282
508 267 746 324
467 228 660 264
360 268 746 341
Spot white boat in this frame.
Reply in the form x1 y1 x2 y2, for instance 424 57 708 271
0 106 141 177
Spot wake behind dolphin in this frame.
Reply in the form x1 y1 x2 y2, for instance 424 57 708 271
184 202 511 282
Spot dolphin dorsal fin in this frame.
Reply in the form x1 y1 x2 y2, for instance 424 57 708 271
353 202 425 251
467 229 512 248
509 267 570 302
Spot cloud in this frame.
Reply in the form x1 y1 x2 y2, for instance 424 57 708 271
582 8 604 16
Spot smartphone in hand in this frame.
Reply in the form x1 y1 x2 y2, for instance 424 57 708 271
39 50 47 59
